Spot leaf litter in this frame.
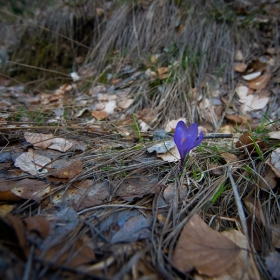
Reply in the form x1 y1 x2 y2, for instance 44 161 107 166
0 0 280 279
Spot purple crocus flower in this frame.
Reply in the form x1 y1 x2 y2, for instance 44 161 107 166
174 121 204 170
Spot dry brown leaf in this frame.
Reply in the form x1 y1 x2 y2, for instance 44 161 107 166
236 131 266 150
0 178 49 201
234 63 247 73
14 149 51 175
157 146 180 162
165 118 187 132
24 215 50 239
265 252 280 279
258 165 277 190
225 114 246 124
50 159 83 179
44 237 95 267
248 74 271 90
48 138 72 152
24 132 53 149
243 195 265 226
116 176 159 202
220 152 238 163
68 180 110 211
157 67 168 76
218 230 260 280
172 214 241 276
92 110 108 120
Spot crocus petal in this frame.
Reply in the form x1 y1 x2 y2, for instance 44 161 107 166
173 121 204 170
174 121 188 155
192 131 204 149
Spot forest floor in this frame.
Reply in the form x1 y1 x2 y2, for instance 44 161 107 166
0 0 280 279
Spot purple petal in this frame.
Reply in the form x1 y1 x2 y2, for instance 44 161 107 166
192 131 204 149
174 121 188 152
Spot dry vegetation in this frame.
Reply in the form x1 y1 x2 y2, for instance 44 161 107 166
0 0 280 279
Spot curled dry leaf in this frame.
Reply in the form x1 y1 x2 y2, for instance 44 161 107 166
50 159 83 179
48 138 72 152
248 74 271 90
243 195 265 226
24 132 53 149
236 131 265 150
225 114 246 125
172 214 241 276
14 149 51 175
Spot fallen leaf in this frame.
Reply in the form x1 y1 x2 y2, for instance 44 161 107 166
218 230 261 280
267 225 280 249
268 131 280 140
225 114 246 124
24 132 53 149
243 195 265 226
116 176 159 202
118 98 133 109
265 252 280 279
0 204 13 217
69 180 110 211
157 146 180 162
104 100 116 114
157 67 169 79
172 214 241 276
220 152 238 163
235 50 243 61
91 110 108 120
48 138 73 152
111 214 152 243
50 159 83 179
248 74 271 90
165 118 186 133
243 72 261 81
236 85 249 99
236 131 266 150
266 148 280 178
147 140 175 154
0 178 49 201
23 215 50 239
234 63 247 73
258 165 277 190
14 149 51 175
